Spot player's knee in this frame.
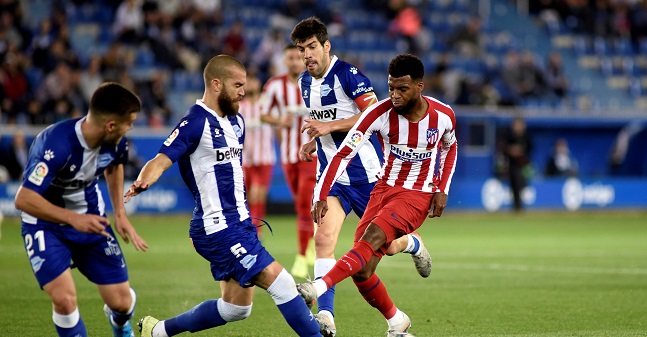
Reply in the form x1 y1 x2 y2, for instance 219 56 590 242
218 299 252 322
313 229 337 253
51 293 78 313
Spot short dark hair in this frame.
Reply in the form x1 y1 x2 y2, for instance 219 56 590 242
90 82 141 117
388 54 425 81
290 17 328 46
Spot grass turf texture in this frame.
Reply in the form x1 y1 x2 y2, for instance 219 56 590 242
1 211 646 337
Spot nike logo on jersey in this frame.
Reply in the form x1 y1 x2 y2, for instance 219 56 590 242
309 108 337 120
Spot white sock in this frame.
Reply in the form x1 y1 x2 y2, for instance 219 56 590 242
313 279 328 298
152 320 169 337
386 308 404 327
267 269 299 305
401 234 423 256
52 308 80 328
314 258 336 279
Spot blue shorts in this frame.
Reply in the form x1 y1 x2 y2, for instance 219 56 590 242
21 223 129 289
328 181 376 218
190 218 275 288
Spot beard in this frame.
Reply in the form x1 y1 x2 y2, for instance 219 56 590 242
392 98 417 115
218 89 240 117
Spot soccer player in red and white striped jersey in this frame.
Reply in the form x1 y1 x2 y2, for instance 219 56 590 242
298 54 457 337
260 45 317 278
240 74 276 236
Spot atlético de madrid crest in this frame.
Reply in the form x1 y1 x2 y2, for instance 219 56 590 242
426 128 439 145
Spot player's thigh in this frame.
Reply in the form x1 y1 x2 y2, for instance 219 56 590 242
220 279 255 306
22 224 73 289
43 268 77 313
97 281 132 311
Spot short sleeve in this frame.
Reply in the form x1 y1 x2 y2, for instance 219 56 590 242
159 115 205 163
21 132 70 194
340 65 374 101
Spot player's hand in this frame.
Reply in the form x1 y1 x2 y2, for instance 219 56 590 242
280 114 293 128
123 180 150 203
301 118 333 138
69 214 110 237
114 215 148 252
299 140 317 162
428 192 447 218
311 200 328 225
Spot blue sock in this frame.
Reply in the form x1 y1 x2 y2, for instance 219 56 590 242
54 318 87 337
164 300 226 335
316 279 336 316
276 296 321 337
410 235 421 255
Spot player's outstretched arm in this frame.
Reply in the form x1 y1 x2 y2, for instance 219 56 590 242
124 153 173 203
301 113 362 138
15 186 110 236
105 163 148 251
299 138 317 162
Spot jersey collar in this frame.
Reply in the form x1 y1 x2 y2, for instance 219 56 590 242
75 116 91 149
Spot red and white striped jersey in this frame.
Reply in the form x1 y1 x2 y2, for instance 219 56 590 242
239 98 276 167
260 74 311 164
313 96 458 202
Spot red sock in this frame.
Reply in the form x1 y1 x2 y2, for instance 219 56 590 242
256 201 266 221
354 273 397 319
297 217 313 255
322 240 374 287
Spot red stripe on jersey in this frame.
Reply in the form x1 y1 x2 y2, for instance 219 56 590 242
394 119 418 186
413 111 438 189
429 98 456 130
382 110 400 180
318 145 354 200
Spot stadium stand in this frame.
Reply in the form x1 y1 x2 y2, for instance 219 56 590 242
2 0 645 128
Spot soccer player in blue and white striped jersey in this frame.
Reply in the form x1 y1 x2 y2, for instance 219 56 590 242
15 82 147 337
125 55 321 337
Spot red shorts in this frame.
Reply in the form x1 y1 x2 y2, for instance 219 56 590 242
354 180 434 257
243 165 273 189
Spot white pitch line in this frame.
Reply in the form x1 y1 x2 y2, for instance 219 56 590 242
380 261 647 275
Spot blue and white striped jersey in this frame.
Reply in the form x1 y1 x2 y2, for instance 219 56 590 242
21 117 129 226
298 56 383 185
160 100 249 235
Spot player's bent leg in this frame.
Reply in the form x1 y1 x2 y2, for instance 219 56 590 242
254 261 321 337
99 282 136 337
313 196 346 324
385 232 432 278
44 269 88 337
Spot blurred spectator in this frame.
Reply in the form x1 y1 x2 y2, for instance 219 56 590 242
387 0 422 54
252 28 289 79
25 99 46 125
123 141 144 181
222 20 247 64
0 130 28 181
502 117 533 212
544 51 568 100
447 17 483 57
80 55 104 103
501 50 546 103
138 71 171 127
37 61 71 108
424 52 463 103
545 138 578 177
113 0 144 43
31 19 54 69
630 0 647 50
0 52 29 123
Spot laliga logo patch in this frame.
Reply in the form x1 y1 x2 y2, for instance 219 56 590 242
164 129 179 146
28 162 49 186
426 128 439 145
346 131 363 148
321 84 332 96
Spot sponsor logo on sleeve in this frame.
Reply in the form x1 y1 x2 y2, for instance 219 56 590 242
346 131 363 148
164 129 179 146
28 162 49 186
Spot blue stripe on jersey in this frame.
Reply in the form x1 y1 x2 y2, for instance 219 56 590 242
316 138 328 182
300 72 312 108
320 74 338 106
85 185 100 215
209 115 228 149
177 157 204 220
213 163 242 224
369 134 385 166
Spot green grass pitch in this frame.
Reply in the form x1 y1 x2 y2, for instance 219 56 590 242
1 211 646 336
